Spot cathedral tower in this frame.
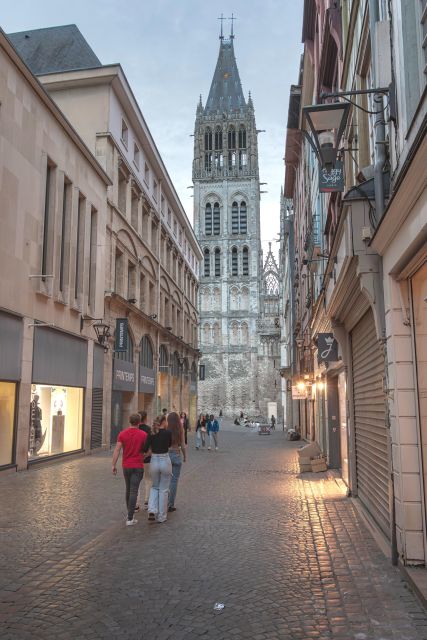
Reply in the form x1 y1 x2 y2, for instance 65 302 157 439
193 27 262 416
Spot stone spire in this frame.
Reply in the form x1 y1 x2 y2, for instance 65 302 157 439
205 37 246 114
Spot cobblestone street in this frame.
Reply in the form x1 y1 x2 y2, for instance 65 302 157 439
1 423 427 640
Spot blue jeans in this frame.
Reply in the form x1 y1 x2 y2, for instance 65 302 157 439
148 454 172 522
168 449 183 508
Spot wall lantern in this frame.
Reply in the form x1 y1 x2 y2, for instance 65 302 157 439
302 102 350 170
92 321 111 346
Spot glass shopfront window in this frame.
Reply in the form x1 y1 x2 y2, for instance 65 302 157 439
29 384 83 459
0 381 16 466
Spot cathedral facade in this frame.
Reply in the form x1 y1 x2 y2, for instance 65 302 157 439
193 30 281 418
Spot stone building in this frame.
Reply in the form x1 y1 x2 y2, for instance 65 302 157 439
193 29 280 419
0 28 110 470
8 25 202 450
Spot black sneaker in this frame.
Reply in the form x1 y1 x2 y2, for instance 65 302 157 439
168 506 176 512
148 513 155 521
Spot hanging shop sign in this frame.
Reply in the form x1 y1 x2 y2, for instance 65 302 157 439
112 359 136 392
114 318 128 352
292 385 307 400
139 366 156 394
317 333 339 363
319 161 344 193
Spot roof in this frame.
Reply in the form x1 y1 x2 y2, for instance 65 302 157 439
205 38 246 114
7 24 101 75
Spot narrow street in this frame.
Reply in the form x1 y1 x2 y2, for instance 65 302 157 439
1 423 427 640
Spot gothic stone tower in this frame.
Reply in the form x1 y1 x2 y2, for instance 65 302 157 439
193 30 261 417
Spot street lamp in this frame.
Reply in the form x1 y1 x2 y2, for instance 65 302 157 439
302 102 350 170
92 321 111 347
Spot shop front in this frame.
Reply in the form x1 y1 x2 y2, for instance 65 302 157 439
157 344 169 413
138 335 155 417
30 327 87 461
189 363 198 427
0 311 22 468
111 357 136 444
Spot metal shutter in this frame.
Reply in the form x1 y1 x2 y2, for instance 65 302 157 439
351 309 390 537
90 388 103 449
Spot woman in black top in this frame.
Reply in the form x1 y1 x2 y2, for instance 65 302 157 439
144 415 172 523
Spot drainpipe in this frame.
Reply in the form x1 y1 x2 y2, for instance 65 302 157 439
369 0 398 567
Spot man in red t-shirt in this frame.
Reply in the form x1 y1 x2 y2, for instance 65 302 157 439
112 413 148 526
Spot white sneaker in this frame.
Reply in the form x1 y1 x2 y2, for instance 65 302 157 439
126 518 138 526
208 446 211 450
215 447 218 451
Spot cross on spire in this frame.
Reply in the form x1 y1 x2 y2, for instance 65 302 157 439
228 13 236 39
218 13 224 40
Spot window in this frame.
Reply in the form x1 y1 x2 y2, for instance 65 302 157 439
204 248 210 277
241 322 249 345
140 335 154 369
228 126 236 149
161 195 165 215
167 208 172 226
75 194 85 299
173 220 177 236
203 323 211 346
133 143 140 168
205 127 213 151
242 247 249 275
213 322 221 345
131 187 139 230
213 202 220 235
230 322 239 346
0 381 16 465
214 127 223 150
118 169 127 214
238 125 246 149
127 262 136 300
240 202 247 233
159 345 169 370
88 207 97 309
232 202 239 234
115 331 134 362
205 203 212 235
144 163 150 186
152 179 158 202
115 249 123 294
171 352 180 377
121 119 128 147
42 161 54 277
214 248 221 277
231 247 238 276
59 177 71 293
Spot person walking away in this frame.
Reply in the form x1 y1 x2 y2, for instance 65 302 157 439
144 415 172 523
167 412 187 511
112 413 148 526
271 415 276 430
135 410 152 512
195 413 207 449
180 411 189 445
207 414 220 451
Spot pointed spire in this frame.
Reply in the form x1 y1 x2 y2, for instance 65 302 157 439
196 94 204 116
228 13 236 39
248 91 254 110
218 13 224 40
205 35 246 114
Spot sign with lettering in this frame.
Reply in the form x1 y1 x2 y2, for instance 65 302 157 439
319 161 344 193
317 333 339 363
114 318 128 352
292 385 307 400
139 366 156 394
112 359 136 391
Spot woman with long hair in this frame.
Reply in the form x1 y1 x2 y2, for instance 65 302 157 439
167 411 187 512
195 413 206 450
144 415 172 523
180 411 189 444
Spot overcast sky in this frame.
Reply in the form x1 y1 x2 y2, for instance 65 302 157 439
3 1 303 257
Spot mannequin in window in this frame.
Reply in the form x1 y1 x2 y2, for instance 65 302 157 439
29 394 45 455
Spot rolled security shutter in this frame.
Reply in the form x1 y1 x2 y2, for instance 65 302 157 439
90 388 103 449
351 309 389 537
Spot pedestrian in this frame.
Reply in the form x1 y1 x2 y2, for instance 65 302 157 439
135 410 152 512
195 413 207 449
180 411 189 445
144 415 172 523
271 414 276 430
162 407 168 418
207 413 220 451
111 413 148 526
167 411 187 512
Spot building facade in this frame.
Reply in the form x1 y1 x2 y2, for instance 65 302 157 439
194 30 280 418
281 0 426 565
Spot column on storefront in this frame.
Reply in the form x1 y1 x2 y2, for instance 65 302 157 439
158 344 169 414
111 331 136 444
170 351 180 413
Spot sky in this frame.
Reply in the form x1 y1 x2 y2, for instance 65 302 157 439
2 1 303 258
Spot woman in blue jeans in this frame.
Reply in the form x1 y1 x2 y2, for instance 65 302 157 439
144 415 172 523
167 412 187 512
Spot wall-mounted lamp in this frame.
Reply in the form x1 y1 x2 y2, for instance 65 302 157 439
166 326 173 331
127 297 137 304
302 102 350 170
149 313 157 319
80 316 111 352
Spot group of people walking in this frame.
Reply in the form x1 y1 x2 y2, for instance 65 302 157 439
195 413 220 450
112 409 187 526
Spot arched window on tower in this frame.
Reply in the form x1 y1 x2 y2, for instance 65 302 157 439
240 202 247 234
241 287 249 310
214 127 223 150
204 248 210 277
213 202 220 235
214 248 221 276
238 125 246 149
213 322 221 346
231 247 238 276
230 322 239 346
203 323 211 346
242 246 249 275
228 125 236 170
205 203 212 235
204 127 212 171
238 125 247 168
231 201 239 234
213 287 221 309
230 286 238 310
241 322 249 345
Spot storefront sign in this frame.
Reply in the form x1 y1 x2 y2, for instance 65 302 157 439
292 385 307 400
139 366 155 394
319 162 344 193
317 333 339 363
114 318 128 352
113 359 136 392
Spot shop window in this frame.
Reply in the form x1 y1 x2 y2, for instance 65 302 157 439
0 382 16 466
29 384 83 459
159 345 169 371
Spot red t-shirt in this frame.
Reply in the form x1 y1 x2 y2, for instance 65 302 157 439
118 427 148 468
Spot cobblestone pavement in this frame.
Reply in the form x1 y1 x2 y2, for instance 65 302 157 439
1 422 427 640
